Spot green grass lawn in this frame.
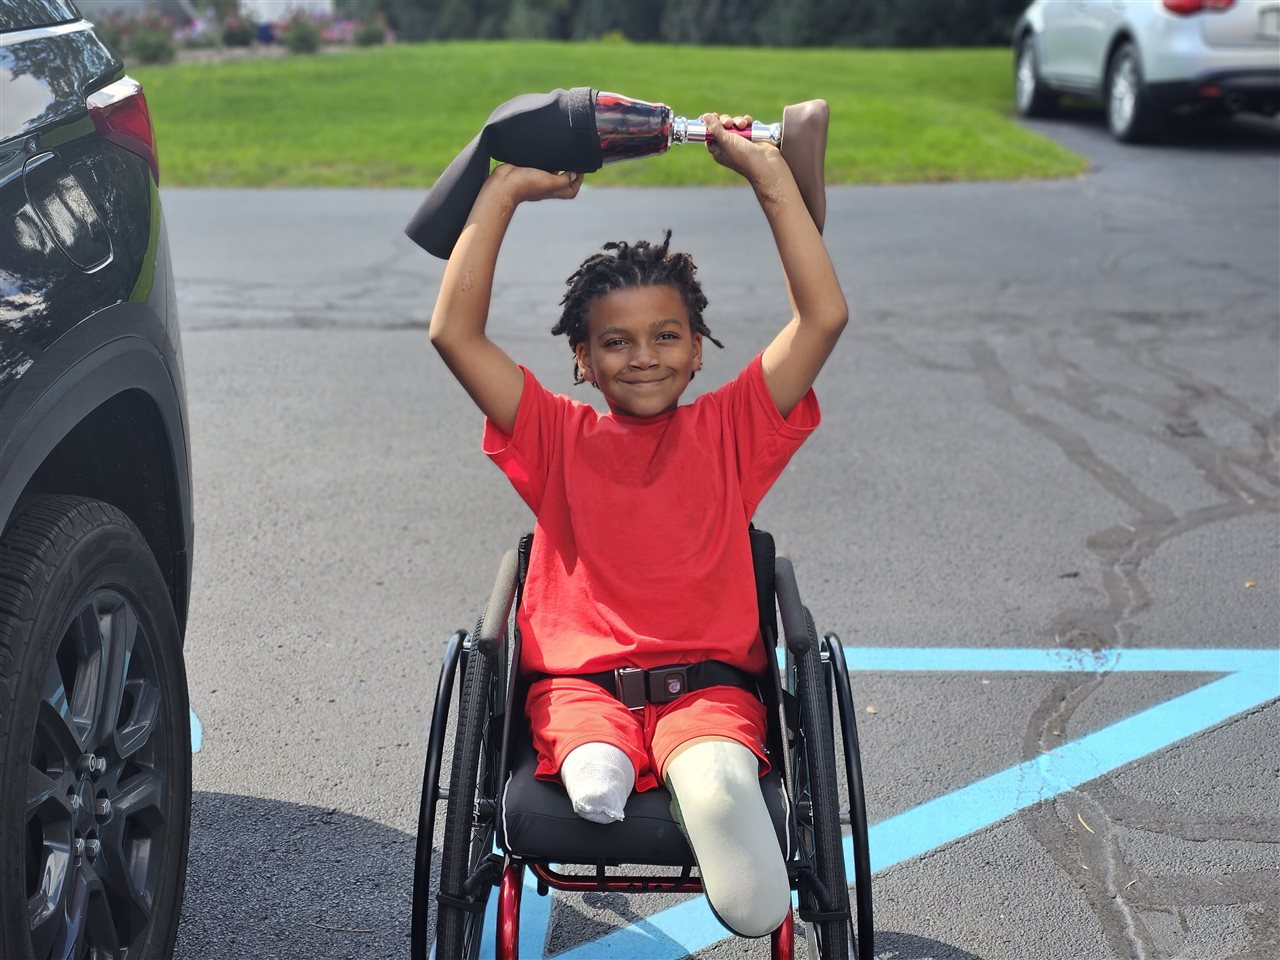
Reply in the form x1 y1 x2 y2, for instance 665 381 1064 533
132 41 1087 187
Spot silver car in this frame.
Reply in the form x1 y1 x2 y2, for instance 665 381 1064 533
1014 0 1280 141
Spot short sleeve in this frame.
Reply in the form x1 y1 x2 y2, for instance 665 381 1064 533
483 366 566 514
717 354 821 514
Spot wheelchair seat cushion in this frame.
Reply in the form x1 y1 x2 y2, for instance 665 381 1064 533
500 728 795 867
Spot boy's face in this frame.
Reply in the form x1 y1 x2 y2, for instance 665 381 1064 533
575 284 703 418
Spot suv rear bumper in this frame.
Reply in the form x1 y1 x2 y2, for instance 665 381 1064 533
1147 68 1280 114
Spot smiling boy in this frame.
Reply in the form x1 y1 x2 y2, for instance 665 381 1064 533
429 112 847 938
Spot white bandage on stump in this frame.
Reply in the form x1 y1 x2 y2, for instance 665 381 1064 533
560 741 635 824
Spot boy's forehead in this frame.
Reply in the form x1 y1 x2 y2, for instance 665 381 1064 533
587 285 691 330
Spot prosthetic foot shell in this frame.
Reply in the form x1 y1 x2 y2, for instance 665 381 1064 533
780 99 829 234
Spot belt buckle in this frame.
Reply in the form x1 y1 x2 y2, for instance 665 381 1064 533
650 665 689 704
614 667 647 711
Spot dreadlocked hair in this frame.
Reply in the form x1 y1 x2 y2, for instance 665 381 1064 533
552 229 724 384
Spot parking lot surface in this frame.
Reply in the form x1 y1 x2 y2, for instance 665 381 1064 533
169 112 1278 960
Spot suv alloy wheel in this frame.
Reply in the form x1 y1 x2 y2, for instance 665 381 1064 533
1107 42 1162 142
0 497 191 959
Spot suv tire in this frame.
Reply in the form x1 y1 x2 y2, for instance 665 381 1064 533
1015 35 1059 118
0 496 191 960
1107 41 1162 143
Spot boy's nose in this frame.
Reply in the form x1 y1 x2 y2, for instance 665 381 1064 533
629 345 658 367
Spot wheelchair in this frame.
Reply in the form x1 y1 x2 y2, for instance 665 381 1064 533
412 528 873 960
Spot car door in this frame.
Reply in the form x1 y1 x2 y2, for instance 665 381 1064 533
1043 0 1126 92
1039 0 1080 79
1080 0 1128 91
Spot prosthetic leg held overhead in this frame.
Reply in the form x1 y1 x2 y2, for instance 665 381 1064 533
405 89 830 257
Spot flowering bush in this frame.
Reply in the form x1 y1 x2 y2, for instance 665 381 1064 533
130 19 176 63
221 15 255 47
355 17 388 46
279 13 322 54
94 14 129 59
91 7 392 63
321 18 357 44
175 15 220 50
97 12 176 64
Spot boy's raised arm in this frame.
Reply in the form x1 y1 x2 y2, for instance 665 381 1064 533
703 114 848 418
429 165 582 435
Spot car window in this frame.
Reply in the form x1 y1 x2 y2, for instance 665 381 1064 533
0 0 80 33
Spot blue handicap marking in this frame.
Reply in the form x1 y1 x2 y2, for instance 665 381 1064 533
190 709 203 753
484 646 1279 960
842 648 1279 876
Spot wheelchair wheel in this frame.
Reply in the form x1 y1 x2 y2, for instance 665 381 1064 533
826 633 874 960
789 622 851 960
436 639 502 960
411 631 465 960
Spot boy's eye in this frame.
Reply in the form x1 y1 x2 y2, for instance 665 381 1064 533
604 338 626 348
657 332 679 341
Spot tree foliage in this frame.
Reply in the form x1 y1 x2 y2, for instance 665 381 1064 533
337 0 1027 46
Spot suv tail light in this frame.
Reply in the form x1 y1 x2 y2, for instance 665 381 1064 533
87 76 160 183
1163 0 1235 14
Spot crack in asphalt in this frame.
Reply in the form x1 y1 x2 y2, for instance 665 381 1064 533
866 307 1278 958
971 325 1276 959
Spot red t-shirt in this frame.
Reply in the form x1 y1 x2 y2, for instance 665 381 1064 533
483 354 820 679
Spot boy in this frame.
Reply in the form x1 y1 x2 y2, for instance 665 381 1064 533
429 112 847 938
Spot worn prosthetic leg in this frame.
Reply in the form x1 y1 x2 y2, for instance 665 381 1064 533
664 739 791 938
560 741 635 824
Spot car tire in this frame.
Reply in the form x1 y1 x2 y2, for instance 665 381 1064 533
1015 35 1059 118
0 496 191 960
1106 41 1162 143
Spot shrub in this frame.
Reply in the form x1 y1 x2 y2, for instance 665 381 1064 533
322 18 357 43
222 15 254 47
354 18 387 46
95 15 129 59
177 25 220 49
130 23 176 63
280 14 322 54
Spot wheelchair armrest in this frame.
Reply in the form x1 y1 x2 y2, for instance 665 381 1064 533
774 556 817 655
475 548 519 656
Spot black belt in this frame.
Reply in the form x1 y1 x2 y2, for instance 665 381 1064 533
534 661 760 711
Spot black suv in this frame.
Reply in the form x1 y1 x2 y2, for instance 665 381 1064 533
0 2 193 957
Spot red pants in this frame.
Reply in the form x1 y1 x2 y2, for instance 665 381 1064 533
526 677 770 793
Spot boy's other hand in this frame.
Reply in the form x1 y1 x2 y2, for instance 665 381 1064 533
702 113 781 184
491 164 584 204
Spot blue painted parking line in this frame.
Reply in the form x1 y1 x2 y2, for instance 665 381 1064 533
853 657 1277 874
190 709 203 753
835 646 1275 675
533 647 1278 960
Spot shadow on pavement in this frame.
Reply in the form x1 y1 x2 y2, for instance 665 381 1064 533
176 792 414 960
177 793 985 960
871 931 984 959
1038 103 1280 153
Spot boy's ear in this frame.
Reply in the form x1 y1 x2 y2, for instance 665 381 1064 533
692 333 703 370
574 342 593 381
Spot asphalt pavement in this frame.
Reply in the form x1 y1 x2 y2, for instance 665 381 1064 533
166 108 1279 960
